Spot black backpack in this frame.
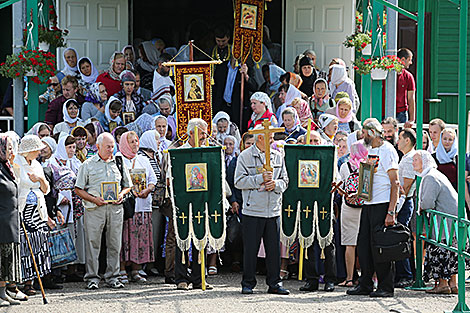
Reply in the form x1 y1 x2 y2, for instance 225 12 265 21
372 223 413 263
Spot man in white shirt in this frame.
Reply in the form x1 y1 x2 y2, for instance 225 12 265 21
347 118 399 298
395 128 417 288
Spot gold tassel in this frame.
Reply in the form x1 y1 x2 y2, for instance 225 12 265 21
211 77 215 85
256 62 260 69
235 59 239 67
320 248 325 260
265 3 267 10
169 66 174 77
182 252 185 264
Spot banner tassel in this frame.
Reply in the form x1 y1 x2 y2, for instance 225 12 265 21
321 248 325 260
182 252 185 265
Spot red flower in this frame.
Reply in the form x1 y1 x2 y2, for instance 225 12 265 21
361 42 367 48
49 5 54 8
354 66 359 70
0 62 4 66
15 72 20 77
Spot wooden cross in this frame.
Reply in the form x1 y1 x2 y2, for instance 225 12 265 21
211 210 221 223
195 211 204 224
319 207 328 220
303 206 311 219
179 212 188 225
285 205 293 218
248 120 285 171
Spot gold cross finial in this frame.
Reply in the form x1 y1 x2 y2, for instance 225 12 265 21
211 210 221 223
285 205 293 218
303 206 311 219
195 211 204 224
319 207 328 220
179 212 188 225
248 120 285 171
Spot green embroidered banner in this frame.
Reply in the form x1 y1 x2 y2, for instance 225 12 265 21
281 145 336 249
168 146 227 252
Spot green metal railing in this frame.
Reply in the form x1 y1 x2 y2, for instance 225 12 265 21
364 0 469 311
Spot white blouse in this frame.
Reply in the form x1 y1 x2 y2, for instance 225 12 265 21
115 152 157 213
14 155 50 221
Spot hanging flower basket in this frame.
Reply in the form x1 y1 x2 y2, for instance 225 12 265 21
343 32 372 52
39 42 50 51
0 49 56 84
371 68 388 80
362 43 371 55
23 25 68 48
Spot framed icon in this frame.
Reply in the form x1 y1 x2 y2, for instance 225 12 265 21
101 182 119 203
183 74 204 102
358 162 374 201
185 163 208 192
130 168 146 194
123 112 136 125
298 160 320 188
240 3 258 30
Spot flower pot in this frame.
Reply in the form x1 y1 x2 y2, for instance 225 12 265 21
362 44 371 55
371 68 388 80
39 42 50 51
25 68 37 77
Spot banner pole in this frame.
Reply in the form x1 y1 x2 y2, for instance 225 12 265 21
306 118 312 144
200 240 206 291
298 239 304 281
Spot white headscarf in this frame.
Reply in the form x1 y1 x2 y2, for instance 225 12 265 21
224 135 239 156
250 91 274 113
139 130 160 153
435 130 458 164
105 96 123 123
5 131 19 156
78 57 99 83
137 41 160 72
61 47 79 76
414 150 438 177
157 94 175 114
329 64 348 96
63 99 79 124
26 122 51 136
41 136 57 154
213 111 231 143
54 136 70 161
318 113 339 130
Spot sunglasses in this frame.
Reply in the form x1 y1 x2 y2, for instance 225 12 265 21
48 83 59 87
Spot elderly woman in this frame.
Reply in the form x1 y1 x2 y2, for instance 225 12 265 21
290 97 313 128
310 78 335 119
247 92 278 130
213 111 241 145
57 48 80 82
413 150 458 294
14 135 51 296
97 52 126 96
0 135 22 306
432 128 457 190
318 113 339 145
81 82 108 121
39 136 57 166
53 99 86 135
335 98 361 134
338 142 368 287
329 64 360 114
281 107 305 140
98 96 124 132
116 131 157 283
224 136 239 168
26 122 51 138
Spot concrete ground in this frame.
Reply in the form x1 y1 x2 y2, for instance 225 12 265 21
4 273 468 313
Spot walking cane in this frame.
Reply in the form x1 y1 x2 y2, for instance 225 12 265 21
21 220 48 304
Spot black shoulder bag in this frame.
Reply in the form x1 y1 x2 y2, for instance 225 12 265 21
115 156 136 220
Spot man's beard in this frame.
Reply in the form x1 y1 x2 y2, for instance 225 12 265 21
363 136 372 147
385 134 396 145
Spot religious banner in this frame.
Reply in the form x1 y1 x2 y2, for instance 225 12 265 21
167 146 227 252
233 0 265 64
281 145 336 250
164 61 215 141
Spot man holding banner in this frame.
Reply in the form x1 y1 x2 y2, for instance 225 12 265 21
235 122 289 295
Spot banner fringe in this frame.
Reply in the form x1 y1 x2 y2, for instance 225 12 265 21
280 201 300 247
299 201 316 249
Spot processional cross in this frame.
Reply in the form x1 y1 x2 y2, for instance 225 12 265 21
248 120 285 171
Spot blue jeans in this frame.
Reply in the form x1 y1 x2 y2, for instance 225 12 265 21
395 198 413 281
396 111 408 123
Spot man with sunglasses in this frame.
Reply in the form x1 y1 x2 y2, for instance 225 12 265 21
39 76 62 104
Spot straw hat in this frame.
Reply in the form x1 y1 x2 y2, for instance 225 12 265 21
18 135 46 154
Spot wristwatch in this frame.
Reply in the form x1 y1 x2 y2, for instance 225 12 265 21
387 211 396 216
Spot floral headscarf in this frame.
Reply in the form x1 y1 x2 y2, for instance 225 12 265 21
85 82 105 105
26 122 51 136
108 52 124 81
349 141 368 170
414 150 438 177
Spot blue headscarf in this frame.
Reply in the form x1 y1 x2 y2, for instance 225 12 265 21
268 64 286 92
223 62 238 104
435 130 457 164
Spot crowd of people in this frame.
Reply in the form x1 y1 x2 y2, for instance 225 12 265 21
0 23 464 307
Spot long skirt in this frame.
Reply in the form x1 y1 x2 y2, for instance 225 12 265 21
19 203 52 281
0 243 22 282
423 241 458 281
121 212 155 264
